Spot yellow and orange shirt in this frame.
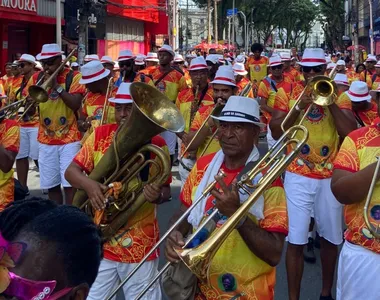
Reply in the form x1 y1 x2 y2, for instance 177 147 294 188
273 82 352 179
284 67 301 82
354 103 378 128
0 119 20 211
258 77 290 124
180 152 288 300
190 104 221 158
140 65 156 76
82 87 117 124
245 56 268 85
371 74 380 90
236 77 254 98
7 75 23 103
151 66 187 102
360 69 375 89
25 69 85 145
334 124 380 253
19 76 39 128
74 123 171 263
2 75 12 96
183 68 192 88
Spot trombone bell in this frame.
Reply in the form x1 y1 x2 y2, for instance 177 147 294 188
28 85 49 104
309 75 338 107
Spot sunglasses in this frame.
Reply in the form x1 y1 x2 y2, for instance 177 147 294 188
271 64 282 70
302 65 324 73
41 58 58 66
18 63 26 68
119 61 133 68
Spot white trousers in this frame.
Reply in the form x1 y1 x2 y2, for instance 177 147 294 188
16 127 39 160
337 241 380 300
87 259 162 300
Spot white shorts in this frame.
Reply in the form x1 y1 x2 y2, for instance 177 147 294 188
179 157 195 186
160 131 176 155
87 258 162 300
38 141 80 189
16 127 39 160
284 171 343 245
337 242 380 300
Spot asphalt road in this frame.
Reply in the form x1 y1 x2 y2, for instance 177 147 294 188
22 138 336 300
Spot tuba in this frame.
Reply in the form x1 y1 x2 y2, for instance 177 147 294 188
72 82 185 240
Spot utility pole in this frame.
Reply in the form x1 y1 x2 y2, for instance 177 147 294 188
207 0 211 44
56 0 61 48
352 0 359 65
369 0 374 54
214 0 218 44
186 0 189 50
232 0 235 48
172 0 177 50
78 0 89 66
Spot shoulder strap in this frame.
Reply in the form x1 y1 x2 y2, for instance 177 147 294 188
265 76 278 92
372 74 377 83
154 68 174 87
139 73 146 82
171 65 184 76
65 70 74 92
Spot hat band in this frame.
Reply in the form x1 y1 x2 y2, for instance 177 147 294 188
40 52 61 57
270 62 282 66
119 56 134 60
301 58 326 63
115 94 132 100
348 90 369 97
234 69 247 73
214 77 236 83
220 111 260 123
335 81 349 85
190 64 208 69
146 56 157 59
82 68 107 80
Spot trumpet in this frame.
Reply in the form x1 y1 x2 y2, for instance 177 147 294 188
363 157 380 239
107 124 309 300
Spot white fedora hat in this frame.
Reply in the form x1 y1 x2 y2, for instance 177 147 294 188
79 60 110 85
84 54 100 62
235 54 245 64
280 52 291 62
232 62 248 76
108 82 133 104
334 73 349 86
206 54 219 64
269 55 283 67
210 65 236 87
101 56 115 65
366 54 377 62
71 62 79 68
36 44 63 60
345 81 371 102
325 56 332 64
145 52 159 62
370 85 380 99
186 53 197 59
327 62 336 70
114 61 120 71
212 96 265 127
19 54 36 65
375 61 380 68
188 56 208 71
299 48 327 67
35 61 43 71
158 45 175 57
134 54 146 65
118 50 135 62
336 59 346 66
174 54 184 62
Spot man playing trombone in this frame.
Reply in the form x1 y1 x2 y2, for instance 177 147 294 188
270 48 357 300
65 82 172 299
166 96 288 299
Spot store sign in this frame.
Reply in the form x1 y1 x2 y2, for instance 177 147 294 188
0 0 37 14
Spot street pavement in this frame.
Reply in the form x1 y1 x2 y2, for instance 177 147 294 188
19 138 336 300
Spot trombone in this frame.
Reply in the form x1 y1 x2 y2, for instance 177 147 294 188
363 156 380 239
106 124 309 300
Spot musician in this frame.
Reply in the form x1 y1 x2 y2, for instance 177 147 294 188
78 61 117 133
8 61 23 102
206 54 219 81
280 52 301 82
336 60 346 74
342 81 377 128
233 62 254 98
25 43 84 205
71 62 79 71
173 53 191 87
185 66 237 159
360 55 377 89
0 198 102 299
270 48 357 300
372 61 380 90
65 82 171 299
15 54 39 193
245 43 268 85
141 52 159 75
134 54 146 73
331 102 380 299
84 54 100 64
101 55 116 77
333 73 350 96
151 45 187 164
165 96 288 299
258 55 289 149
176 56 214 184
1 62 12 96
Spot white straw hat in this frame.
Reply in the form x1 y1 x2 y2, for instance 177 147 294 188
134 54 146 66
174 54 184 62
71 62 79 68
269 55 283 67
345 81 371 102
84 54 100 62
19 54 36 65
35 61 43 71
206 54 219 64
235 54 245 64
299 48 327 67
101 56 115 65
336 60 346 66
212 96 265 127
280 52 291 62
232 63 248 76
375 61 380 68
36 44 63 60
334 73 349 86
327 62 336 70
108 82 133 104
210 65 236 87
145 52 159 62
158 45 175 57
118 50 135 62
366 55 377 62
188 56 208 71
79 60 110 85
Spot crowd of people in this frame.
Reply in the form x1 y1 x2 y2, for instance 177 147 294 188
0 41 379 300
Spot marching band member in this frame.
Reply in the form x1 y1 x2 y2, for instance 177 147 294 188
173 53 191 87
245 43 268 86
101 55 116 77
25 43 84 205
134 54 147 73
206 54 220 82
372 61 380 90
333 73 350 96
78 61 117 133
184 66 237 159
331 101 380 300
281 52 301 82
270 48 357 300
151 45 187 164
71 62 79 71
176 56 214 184
165 96 288 299
65 82 171 299
84 54 100 64
141 52 159 75
336 60 346 74
360 55 377 89
2 62 13 96
343 81 377 128
233 62 254 98
8 61 23 102
15 54 39 193
258 55 289 149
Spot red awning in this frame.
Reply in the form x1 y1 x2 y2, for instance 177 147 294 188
107 0 164 23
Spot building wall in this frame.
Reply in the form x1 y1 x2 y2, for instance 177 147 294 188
180 8 211 47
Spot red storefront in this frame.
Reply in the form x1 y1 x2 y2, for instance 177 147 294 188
0 0 63 71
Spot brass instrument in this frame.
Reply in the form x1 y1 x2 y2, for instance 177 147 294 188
239 81 253 97
107 124 309 300
0 99 24 120
100 77 115 125
73 82 185 240
363 156 380 239
20 48 77 120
